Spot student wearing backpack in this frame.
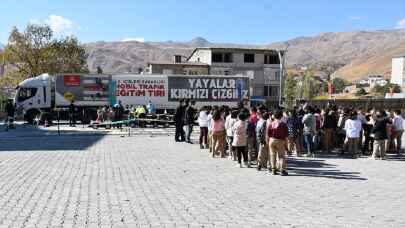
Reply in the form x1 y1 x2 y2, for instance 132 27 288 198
286 109 301 156
256 111 269 171
267 110 289 176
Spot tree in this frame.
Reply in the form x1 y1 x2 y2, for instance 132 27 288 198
355 88 367 97
332 78 347 93
372 83 401 96
283 73 297 108
1 24 88 96
302 71 316 100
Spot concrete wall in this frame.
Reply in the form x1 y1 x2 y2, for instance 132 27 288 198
188 49 212 65
150 64 209 75
391 57 405 86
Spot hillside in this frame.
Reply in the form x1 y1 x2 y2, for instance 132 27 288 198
335 41 405 81
84 29 405 81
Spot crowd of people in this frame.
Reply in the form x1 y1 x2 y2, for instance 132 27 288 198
94 100 157 124
173 99 405 176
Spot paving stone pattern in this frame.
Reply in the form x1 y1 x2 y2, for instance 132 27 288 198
0 134 405 227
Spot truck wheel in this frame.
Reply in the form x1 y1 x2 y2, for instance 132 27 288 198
25 109 40 124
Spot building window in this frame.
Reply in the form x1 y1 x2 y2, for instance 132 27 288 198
163 69 173 75
263 85 279 97
224 53 232 63
244 54 255 63
212 53 223 62
275 71 280 81
264 54 280 64
212 53 233 63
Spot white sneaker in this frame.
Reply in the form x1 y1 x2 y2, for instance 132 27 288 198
237 163 243 168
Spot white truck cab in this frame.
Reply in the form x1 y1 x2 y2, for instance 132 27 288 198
15 73 51 122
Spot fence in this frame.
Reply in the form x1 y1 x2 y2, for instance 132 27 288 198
306 98 405 110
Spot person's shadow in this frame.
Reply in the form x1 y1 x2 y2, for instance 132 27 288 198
286 157 367 180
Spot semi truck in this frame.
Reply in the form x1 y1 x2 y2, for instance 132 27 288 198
15 73 250 123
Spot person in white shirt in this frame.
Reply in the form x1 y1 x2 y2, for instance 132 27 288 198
207 107 214 153
344 111 362 158
393 110 404 153
225 109 238 160
198 106 210 149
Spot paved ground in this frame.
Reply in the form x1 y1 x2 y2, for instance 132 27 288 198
1 126 405 227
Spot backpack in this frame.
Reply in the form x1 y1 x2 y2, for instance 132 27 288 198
247 120 256 138
257 121 267 144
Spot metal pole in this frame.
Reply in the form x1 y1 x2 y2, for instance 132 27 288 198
278 44 289 107
82 108 85 128
57 110 60 136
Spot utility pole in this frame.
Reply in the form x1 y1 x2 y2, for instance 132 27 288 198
278 43 289 107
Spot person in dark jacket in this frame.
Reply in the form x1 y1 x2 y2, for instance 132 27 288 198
5 99 15 128
174 99 185 142
5 99 15 119
69 100 76 127
184 100 196 143
371 110 391 159
322 108 337 153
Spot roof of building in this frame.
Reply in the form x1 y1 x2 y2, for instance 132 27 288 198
148 61 209 67
187 47 283 61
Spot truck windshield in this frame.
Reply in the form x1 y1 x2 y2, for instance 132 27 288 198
17 88 37 102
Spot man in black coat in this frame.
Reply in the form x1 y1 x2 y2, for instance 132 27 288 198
174 99 185 142
69 100 76 127
184 100 196 143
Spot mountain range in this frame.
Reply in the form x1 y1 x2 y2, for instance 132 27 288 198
85 29 405 82
4 30 405 82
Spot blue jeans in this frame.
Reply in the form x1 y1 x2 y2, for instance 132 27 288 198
185 124 193 142
304 133 314 154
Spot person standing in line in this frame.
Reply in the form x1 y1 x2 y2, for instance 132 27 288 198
248 107 258 162
184 100 196 144
392 110 404 153
286 109 301 156
357 108 367 148
69 100 76 127
302 106 316 157
322 108 337 153
256 111 269 171
362 114 374 155
197 106 209 149
207 106 215 153
225 109 238 160
211 109 226 158
313 108 322 151
297 109 305 155
344 111 362 158
232 112 249 168
267 110 289 176
371 110 391 160
174 99 186 142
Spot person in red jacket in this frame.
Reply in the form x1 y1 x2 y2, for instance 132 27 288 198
267 110 289 176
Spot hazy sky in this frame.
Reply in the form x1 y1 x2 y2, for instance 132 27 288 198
1 0 404 44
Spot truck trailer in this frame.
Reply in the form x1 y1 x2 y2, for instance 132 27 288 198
15 73 250 123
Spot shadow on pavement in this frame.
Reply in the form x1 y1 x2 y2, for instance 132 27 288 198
384 153 405 161
0 135 106 152
0 123 107 151
287 158 367 180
